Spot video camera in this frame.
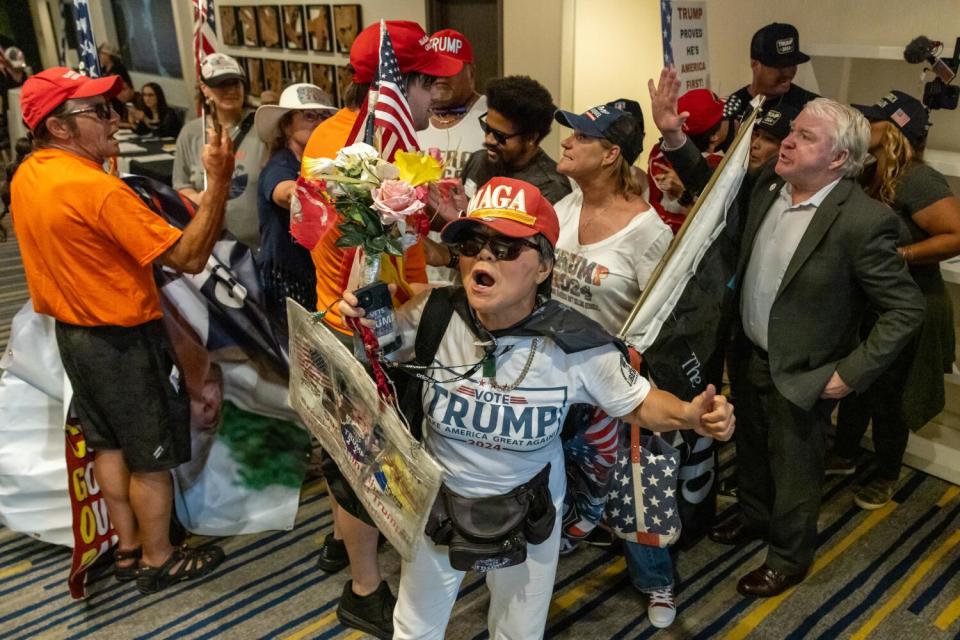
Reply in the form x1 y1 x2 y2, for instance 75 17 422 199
903 36 960 110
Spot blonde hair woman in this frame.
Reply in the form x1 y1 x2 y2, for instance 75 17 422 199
830 91 960 509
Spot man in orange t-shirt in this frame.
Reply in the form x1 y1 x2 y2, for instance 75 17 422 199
297 20 461 639
11 67 234 594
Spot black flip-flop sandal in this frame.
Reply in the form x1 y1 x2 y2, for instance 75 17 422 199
136 544 225 594
114 547 142 583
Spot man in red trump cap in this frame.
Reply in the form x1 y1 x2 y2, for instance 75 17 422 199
419 28 487 179
417 28 488 282
300 20 462 640
338 176 735 639
10 67 234 594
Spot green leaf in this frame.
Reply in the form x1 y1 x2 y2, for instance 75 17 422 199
384 238 404 256
335 234 361 249
368 236 387 253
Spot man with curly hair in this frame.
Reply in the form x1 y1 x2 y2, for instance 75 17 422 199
460 75 571 205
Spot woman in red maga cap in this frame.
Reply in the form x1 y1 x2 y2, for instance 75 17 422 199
340 177 735 639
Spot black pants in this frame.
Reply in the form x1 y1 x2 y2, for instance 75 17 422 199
732 345 832 575
834 382 908 481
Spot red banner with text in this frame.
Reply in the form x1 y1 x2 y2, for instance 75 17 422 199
65 420 117 599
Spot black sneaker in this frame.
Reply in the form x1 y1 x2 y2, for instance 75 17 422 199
337 580 395 640
317 533 349 573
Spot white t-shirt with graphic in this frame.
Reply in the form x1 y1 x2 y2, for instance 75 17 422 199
393 292 650 503
417 95 488 179
552 190 673 336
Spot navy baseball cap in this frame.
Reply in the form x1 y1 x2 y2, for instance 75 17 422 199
554 103 643 164
853 90 930 148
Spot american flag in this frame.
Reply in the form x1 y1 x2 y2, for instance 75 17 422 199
606 426 682 548
563 409 620 537
69 0 101 77
347 21 420 161
660 0 674 66
193 0 218 76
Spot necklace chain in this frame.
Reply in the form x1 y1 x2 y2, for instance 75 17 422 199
488 338 541 391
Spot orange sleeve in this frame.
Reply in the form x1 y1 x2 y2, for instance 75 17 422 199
97 187 183 266
403 240 428 284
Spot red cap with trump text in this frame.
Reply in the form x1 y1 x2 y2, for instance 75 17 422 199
350 21 462 84
430 29 473 64
441 177 559 247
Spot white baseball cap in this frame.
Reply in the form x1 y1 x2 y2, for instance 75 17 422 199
200 53 245 87
254 83 337 142
4 47 26 70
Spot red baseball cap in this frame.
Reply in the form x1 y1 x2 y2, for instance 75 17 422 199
441 177 559 247
21 67 122 131
351 21 462 84
678 89 725 136
430 29 473 64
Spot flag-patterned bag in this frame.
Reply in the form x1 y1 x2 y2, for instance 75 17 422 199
606 425 682 548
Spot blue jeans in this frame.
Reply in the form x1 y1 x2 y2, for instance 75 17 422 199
624 541 673 592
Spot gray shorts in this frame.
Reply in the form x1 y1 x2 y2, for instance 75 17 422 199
55 320 191 473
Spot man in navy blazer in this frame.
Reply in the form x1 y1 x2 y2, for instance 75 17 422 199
649 68 924 597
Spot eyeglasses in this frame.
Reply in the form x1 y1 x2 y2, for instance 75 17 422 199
478 113 524 146
456 233 540 261
63 103 114 121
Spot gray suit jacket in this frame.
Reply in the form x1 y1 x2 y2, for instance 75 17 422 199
666 139 924 410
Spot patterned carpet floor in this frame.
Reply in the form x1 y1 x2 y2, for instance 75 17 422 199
1 453 959 640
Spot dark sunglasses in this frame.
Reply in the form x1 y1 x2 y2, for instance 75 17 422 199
456 233 539 261
478 112 524 146
63 103 114 121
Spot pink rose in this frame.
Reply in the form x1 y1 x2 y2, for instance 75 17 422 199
371 179 426 224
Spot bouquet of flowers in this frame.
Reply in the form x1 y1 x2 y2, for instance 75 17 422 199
295 143 442 267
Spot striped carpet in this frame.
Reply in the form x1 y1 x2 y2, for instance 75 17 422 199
1 451 958 639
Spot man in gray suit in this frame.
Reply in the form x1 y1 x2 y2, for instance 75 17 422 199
649 68 924 597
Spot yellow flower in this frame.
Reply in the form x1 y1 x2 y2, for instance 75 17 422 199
393 151 443 187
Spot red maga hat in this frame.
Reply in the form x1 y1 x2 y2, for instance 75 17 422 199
441 177 559 247
350 21 462 84
21 67 122 131
430 28 473 64
678 89 725 136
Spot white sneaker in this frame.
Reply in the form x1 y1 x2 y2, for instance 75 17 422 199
647 586 677 628
558 536 581 556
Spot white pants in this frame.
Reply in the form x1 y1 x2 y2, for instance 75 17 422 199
393 515 562 640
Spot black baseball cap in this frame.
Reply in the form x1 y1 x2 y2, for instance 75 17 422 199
755 104 800 141
853 90 930 148
750 23 810 68
554 102 644 164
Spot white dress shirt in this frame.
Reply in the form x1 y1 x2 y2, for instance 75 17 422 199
741 178 842 351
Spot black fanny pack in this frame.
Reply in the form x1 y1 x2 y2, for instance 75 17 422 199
425 463 556 572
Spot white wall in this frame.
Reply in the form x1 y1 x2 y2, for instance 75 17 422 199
703 0 960 154
567 0 663 165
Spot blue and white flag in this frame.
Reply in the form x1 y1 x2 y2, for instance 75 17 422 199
69 0 101 77
660 0 674 66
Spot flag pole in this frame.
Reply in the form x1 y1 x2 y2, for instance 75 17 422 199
363 20 385 149
617 97 765 340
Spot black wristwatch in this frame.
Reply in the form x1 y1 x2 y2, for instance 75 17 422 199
446 248 460 269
